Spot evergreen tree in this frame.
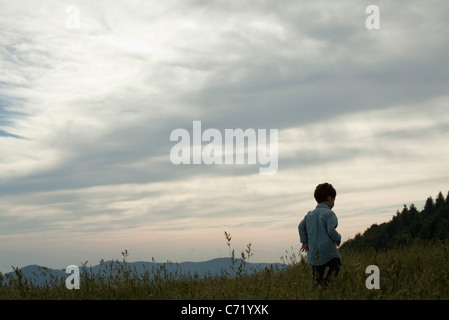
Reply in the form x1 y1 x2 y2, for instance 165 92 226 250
408 204 420 237
445 191 449 207
400 204 413 226
435 191 446 209
423 196 435 216
409 204 419 216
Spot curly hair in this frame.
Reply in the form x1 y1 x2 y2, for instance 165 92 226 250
314 183 337 203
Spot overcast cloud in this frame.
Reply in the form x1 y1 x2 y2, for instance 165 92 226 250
1 0 448 272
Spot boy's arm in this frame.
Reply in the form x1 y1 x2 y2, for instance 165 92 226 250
298 215 308 244
327 211 342 244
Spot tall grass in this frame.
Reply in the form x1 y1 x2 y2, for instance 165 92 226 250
1 233 448 300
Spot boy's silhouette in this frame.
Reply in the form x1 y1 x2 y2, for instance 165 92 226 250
298 183 342 287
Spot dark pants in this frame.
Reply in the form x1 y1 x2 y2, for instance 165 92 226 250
312 258 341 287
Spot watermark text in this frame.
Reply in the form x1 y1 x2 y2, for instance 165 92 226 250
170 121 278 175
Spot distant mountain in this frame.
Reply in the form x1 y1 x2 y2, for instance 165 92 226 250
341 190 449 252
1 258 285 287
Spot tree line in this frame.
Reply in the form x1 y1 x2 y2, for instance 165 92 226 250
341 191 449 252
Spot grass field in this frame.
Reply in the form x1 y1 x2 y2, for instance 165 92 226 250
1 238 448 300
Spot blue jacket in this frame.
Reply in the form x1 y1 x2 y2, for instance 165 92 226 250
298 203 341 266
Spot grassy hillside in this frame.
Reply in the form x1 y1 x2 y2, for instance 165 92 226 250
1 238 449 300
2 191 449 300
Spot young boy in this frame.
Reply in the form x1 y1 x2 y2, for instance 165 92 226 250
298 183 342 287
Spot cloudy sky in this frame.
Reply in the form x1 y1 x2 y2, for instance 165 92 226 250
1 0 448 272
